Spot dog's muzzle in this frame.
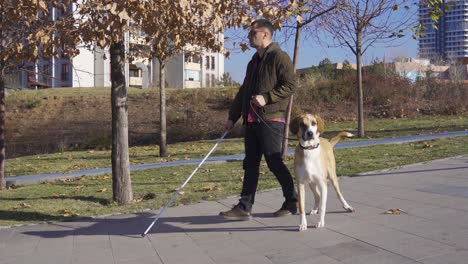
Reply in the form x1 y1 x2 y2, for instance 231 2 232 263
303 130 314 141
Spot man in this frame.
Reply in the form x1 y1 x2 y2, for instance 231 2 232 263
219 19 297 220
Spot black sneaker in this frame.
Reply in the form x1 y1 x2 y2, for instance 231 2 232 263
219 205 252 220
273 201 297 217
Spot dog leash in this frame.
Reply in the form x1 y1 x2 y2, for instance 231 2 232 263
249 100 296 141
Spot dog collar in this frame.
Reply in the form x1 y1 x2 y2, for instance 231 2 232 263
299 143 320 150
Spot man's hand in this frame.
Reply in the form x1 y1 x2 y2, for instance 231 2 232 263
225 120 234 131
251 95 266 107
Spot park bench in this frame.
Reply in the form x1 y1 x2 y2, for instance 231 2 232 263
28 76 49 89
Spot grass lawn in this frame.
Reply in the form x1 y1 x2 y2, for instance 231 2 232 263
6 114 468 177
1 135 467 227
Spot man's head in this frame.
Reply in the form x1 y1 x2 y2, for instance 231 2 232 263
248 19 273 49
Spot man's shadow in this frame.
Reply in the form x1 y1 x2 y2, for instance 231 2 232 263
21 212 297 239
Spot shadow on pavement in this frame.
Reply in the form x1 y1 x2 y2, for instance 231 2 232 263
21 212 297 238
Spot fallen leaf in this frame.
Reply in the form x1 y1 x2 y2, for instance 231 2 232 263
13 203 32 209
58 209 79 217
75 185 85 189
51 193 66 198
383 208 404 215
97 188 107 192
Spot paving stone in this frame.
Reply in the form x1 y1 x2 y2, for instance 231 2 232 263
421 249 468 264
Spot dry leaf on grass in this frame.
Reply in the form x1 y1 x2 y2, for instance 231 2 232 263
13 203 32 209
51 193 66 198
58 209 79 217
97 188 107 192
75 185 85 189
200 185 223 192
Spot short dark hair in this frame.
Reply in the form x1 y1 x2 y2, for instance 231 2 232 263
251 19 274 37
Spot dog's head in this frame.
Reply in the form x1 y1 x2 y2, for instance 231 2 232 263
290 114 324 147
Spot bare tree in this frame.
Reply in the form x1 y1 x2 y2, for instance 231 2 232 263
320 0 414 137
279 0 340 158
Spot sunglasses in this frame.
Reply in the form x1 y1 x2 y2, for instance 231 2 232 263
248 29 268 36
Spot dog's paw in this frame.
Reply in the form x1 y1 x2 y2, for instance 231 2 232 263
298 223 308 231
344 206 355 213
314 221 325 228
308 209 319 215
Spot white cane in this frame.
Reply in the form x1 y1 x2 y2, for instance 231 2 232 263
141 131 229 237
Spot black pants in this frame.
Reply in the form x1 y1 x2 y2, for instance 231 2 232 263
238 121 297 211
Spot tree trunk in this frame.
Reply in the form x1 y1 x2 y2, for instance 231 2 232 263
281 23 302 159
110 40 133 204
159 60 167 157
356 33 365 137
0 66 5 189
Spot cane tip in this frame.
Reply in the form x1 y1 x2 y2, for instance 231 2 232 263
141 233 146 238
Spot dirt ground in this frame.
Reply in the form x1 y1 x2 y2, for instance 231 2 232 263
5 88 234 158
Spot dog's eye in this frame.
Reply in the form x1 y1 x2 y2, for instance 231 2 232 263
311 121 316 126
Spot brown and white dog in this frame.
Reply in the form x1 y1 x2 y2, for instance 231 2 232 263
290 114 355 231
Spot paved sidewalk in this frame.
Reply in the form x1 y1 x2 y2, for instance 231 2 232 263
1 155 468 264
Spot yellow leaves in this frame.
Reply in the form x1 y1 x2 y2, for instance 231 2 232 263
199 185 223 192
296 15 303 24
383 209 405 215
97 188 107 193
13 203 32 210
240 43 250 52
58 209 79 217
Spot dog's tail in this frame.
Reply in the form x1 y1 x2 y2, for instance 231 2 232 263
330 132 353 147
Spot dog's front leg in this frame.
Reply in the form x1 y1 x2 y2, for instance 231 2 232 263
316 180 327 228
297 182 307 231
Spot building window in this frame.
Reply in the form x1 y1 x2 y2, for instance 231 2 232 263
61 63 70 81
206 73 210 87
211 56 215 70
42 64 50 83
206 56 210 69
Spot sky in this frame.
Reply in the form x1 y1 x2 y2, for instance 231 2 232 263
224 20 419 83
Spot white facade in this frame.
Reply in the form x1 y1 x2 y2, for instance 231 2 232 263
153 47 225 89
9 3 223 89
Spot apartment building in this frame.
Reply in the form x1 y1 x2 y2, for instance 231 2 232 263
419 0 468 62
6 5 223 90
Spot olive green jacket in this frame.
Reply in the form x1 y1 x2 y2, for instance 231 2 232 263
228 42 296 124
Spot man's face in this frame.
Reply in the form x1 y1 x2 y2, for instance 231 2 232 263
248 25 268 48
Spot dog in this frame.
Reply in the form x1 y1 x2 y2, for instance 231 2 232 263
290 114 355 231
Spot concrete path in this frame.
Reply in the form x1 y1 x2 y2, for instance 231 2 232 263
7 130 468 187
1 155 468 264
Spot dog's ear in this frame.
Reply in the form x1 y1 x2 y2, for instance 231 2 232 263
315 115 325 134
290 116 301 135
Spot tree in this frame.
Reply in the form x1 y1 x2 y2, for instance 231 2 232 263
143 1 297 157
141 1 231 157
220 72 239 87
320 0 414 137
0 0 78 189
76 0 151 204
279 0 340 158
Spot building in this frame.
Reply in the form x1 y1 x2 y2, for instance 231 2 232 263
419 0 468 62
152 45 225 89
5 5 224 90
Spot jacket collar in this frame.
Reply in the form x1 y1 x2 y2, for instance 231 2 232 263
253 42 280 61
